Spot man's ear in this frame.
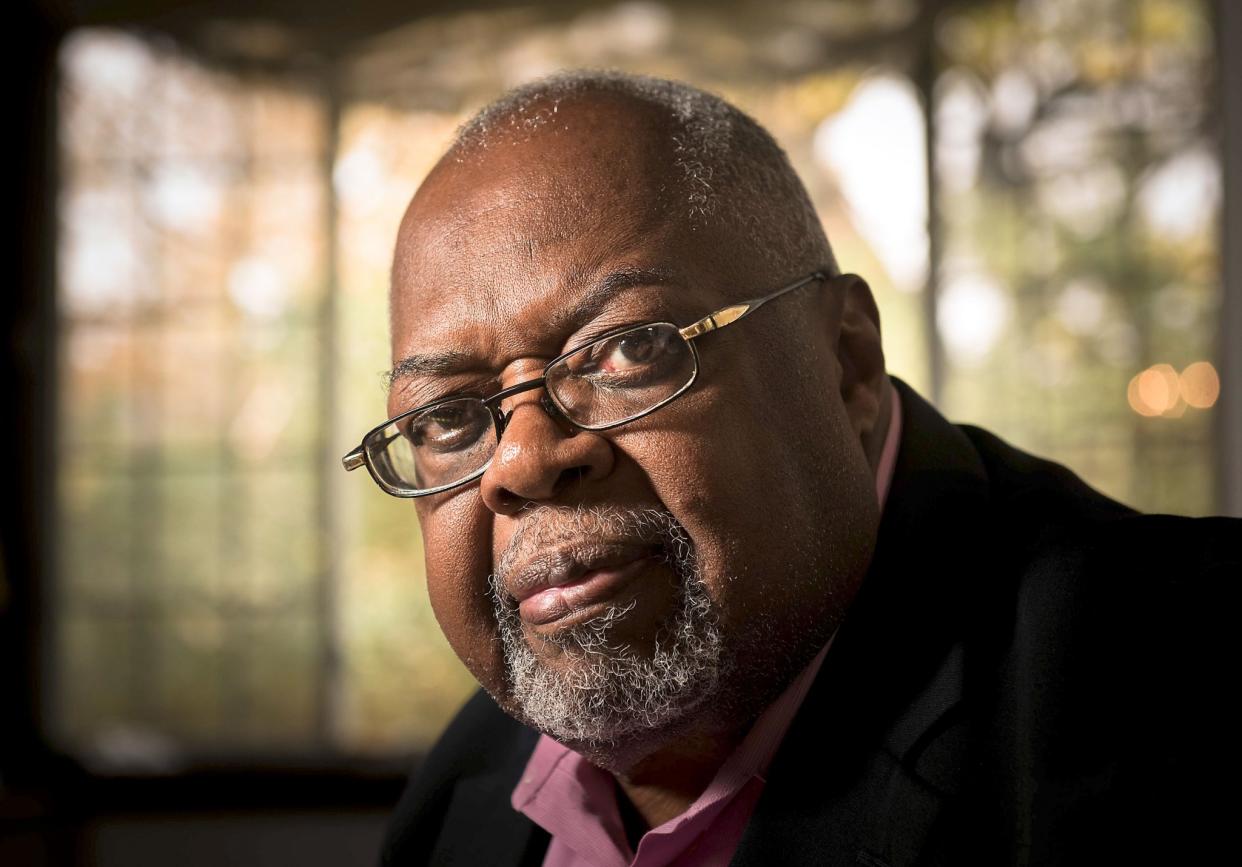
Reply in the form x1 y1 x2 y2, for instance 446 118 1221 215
832 274 890 463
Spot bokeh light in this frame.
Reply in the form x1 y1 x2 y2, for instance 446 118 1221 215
1179 360 1221 409
1129 363 1178 416
1128 361 1220 417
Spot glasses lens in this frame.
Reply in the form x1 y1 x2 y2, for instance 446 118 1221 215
547 322 697 428
366 397 496 494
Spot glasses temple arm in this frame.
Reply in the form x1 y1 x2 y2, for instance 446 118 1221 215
678 271 830 341
343 425 408 471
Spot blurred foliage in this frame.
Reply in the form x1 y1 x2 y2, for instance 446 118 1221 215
933 0 1219 515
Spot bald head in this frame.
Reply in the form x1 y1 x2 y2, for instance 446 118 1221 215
425 71 836 276
392 87 700 342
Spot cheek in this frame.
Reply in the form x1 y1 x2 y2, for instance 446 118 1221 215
615 365 877 640
417 493 509 695
609 395 753 586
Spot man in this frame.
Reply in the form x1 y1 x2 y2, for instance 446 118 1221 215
343 72 1237 866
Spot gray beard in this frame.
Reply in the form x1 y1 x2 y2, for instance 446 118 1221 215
489 507 724 754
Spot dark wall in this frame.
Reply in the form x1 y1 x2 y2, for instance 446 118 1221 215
4 5 61 863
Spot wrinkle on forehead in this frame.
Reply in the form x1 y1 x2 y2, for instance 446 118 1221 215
407 169 663 257
395 180 680 343
393 187 661 329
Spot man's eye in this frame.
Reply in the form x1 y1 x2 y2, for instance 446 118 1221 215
589 328 680 378
407 402 489 452
612 333 659 365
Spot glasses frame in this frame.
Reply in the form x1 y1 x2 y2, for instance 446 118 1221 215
343 270 830 497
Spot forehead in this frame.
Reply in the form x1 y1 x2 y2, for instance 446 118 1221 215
390 105 722 375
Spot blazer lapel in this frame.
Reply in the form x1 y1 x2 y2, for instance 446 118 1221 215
433 726 550 866
733 381 991 867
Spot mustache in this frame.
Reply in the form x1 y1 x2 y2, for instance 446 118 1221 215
493 505 695 600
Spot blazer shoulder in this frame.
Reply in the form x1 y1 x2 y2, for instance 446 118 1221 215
957 423 1134 524
958 421 1238 577
955 422 1237 626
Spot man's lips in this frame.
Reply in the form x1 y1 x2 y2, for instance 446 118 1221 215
504 542 662 627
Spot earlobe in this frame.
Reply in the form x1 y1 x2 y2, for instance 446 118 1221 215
833 275 890 466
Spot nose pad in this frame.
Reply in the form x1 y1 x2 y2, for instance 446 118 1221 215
496 390 568 437
539 392 564 424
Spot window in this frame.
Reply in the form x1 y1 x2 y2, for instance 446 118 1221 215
56 31 343 759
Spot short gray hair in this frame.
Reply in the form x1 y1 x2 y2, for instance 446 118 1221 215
453 70 836 274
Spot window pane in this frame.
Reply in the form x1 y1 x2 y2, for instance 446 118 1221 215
57 617 140 748
229 327 320 468
59 471 135 607
226 617 319 746
237 470 319 612
60 324 136 469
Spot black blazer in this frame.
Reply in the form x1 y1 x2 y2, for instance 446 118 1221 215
382 381 1239 866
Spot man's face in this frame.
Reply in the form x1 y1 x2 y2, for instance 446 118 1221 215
389 98 880 756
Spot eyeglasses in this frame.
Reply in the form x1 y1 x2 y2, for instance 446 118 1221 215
342 270 830 497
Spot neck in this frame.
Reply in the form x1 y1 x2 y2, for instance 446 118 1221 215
565 623 838 829
611 723 745 829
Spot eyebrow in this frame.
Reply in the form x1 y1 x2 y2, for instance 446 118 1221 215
386 349 476 389
386 266 678 390
548 266 679 334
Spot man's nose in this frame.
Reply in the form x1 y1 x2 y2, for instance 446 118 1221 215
478 390 615 515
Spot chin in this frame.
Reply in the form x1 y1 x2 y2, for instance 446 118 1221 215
492 576 728 765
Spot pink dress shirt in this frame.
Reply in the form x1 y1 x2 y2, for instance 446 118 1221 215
512 387 904 867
